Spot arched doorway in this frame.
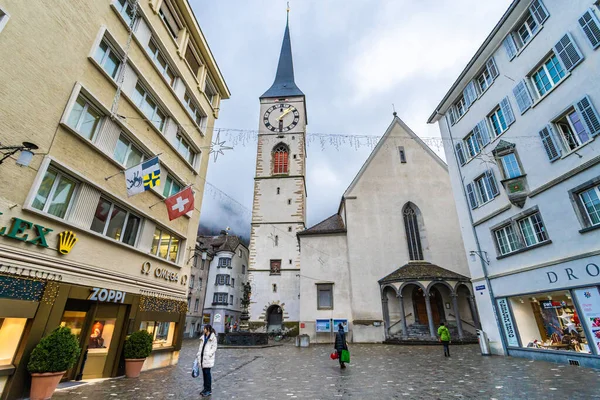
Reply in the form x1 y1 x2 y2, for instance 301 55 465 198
266 305 283 332
412 287 444 326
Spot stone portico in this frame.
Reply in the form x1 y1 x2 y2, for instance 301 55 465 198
380 262 480 341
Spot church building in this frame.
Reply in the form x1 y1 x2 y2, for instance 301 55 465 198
298 117 481 343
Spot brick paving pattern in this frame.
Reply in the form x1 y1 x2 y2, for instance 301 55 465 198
53 340 600 400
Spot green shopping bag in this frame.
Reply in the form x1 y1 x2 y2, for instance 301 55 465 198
341 349 350 363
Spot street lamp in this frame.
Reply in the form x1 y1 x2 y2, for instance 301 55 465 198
469 250 490 265
0 142 39 167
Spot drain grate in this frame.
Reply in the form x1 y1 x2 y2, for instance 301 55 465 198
568 359 580 366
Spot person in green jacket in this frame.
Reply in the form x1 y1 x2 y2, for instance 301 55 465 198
437 322 451 357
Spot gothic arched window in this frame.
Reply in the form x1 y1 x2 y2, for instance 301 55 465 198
403 203 424 261
273 144 289 174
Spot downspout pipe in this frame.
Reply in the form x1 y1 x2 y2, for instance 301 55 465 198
442 113 508 353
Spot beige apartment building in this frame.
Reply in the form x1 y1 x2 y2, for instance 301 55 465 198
0 1 229 398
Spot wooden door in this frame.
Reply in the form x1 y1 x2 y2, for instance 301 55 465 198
413 289 428 324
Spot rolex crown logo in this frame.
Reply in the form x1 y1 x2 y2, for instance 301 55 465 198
58 231 78 255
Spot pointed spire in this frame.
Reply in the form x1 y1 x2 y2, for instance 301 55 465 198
261 6 304 99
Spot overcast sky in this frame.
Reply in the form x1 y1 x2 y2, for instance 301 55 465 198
192 0 512 239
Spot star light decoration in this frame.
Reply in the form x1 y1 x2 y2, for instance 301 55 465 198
209 130 233 162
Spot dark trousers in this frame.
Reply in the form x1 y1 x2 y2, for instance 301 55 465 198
442 340 450 356
202 368 212 392
337 350 345 368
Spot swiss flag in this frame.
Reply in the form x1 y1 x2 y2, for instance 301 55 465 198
165 186 195 220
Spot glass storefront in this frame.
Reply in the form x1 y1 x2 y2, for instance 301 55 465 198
507 289 595 354
140 321 176 348
0 318 27 365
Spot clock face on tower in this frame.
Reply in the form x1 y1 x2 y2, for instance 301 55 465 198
263 103 301 132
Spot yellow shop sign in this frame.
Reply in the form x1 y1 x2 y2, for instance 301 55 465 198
0 213 78 255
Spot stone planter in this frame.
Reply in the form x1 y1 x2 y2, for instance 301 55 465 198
29 371 65 400
124 358 146 378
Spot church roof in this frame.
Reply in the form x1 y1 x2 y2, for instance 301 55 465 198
261 17 304 99
379 261 469 283
298 214 346 236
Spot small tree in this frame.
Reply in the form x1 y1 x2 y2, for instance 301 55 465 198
124 330 153 359
27 327 80 373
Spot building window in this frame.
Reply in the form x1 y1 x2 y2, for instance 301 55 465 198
216 274 230 285
201 258 206 270
90 198 141 246
489 107 508 137
274 235 278 246
94 39 122 79
570 178 600 229
289 259 292 265
499 153 522 179
0 7 10 34
115 0 137 27
184 45 201 77
229 295 234 305
270 259 281 275
288 226 292 232
231 278 235 287
531 54 565 97
159 1 180 39
150 228 180 262
398 146 406 163
114 134 144 168
204 76 218 107
187 298 191 310
464 131 481 158
516 12 539 47
580 186 600 226
316 283 333 310
218 258 231 268
140 321 176 349
189 274 195 288
272 284 277 293
273 144 289 174
493 209 549 256
454 96 467 120
276 187 280 195
555 109 591 152
32 168 77 219
466 170 499 209
503 1 549 59
147 39 176 86
162 174 182 198
194 299 199 312
132 84 166 131
287 199 292 205
402 203 423 261
476 57 498 94
505 290 591 353
242 265 246 274
183 92 205 127
67 95 103 141
212 292 228 305
175 133 197 165
198 278 202 290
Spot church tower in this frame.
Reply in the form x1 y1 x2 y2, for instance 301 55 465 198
248 13 307 332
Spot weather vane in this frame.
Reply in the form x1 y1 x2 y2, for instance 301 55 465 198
209 129 233 162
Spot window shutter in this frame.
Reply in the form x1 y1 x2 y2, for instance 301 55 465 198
578 10 600 49
538 125 561 162
466 183 478 209
455 143 466 166
486 57 499 79
529 0 549 25
512 80 533 114
554 33 584 71
486 170 500 197
477 120 491 146
575 95 600 137
463 81 477 108
503 35 517 60
500 97 516 126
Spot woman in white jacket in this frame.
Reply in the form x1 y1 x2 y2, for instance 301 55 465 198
197 324 218 397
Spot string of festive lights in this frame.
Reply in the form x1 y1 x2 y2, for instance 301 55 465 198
0 273 47 301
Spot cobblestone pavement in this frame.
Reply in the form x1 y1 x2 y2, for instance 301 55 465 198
53 340 600 400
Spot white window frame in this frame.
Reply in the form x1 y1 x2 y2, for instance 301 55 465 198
132 83 166 131
494 225 520 255
0 6 10 34
218 258 231 268
32 168 78 219
159 0 181 39
579 185 600 226
94 38 123 80
454 96 467 119
147 38 177 87
204 75 218 107
175 133 197 165
554 108 591 152
530 54 566 98
477 68 493 94
474 174 494 205
91 197 142 246
151 228 180 263
162 174 182 198
464 132 481 158
67 95 104 141
518 212 548 247
115 0 138 28
489 106 508 137
183 92 205 127
500 153 522 179
114 133 145 168
516 12 539 47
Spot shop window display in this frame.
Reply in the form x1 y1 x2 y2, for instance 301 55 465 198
140 321 176 349
0 318 27 365
60 311 87 338
509 291 591 353
87 320 116 354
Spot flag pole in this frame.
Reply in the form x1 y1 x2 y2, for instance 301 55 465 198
104 152 163 181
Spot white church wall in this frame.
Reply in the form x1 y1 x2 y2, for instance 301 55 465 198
343 119 469 342
299 233 352 343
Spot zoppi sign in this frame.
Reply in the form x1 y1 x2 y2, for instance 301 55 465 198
492 255 600 297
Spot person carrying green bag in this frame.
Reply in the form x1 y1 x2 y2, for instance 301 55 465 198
334 323 349 368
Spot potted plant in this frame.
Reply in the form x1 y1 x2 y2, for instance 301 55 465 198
123 330 153 378
27 326 80 400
